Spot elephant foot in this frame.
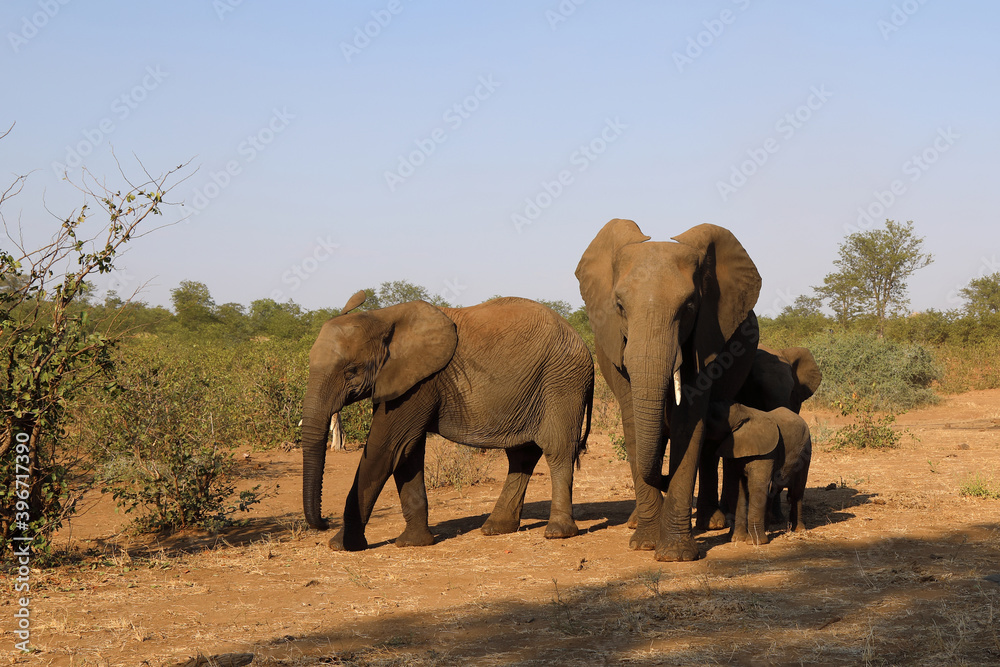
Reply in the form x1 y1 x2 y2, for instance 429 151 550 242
731 527 748 543
655 533 701 562
328 528 368 552
481 516 520 536
626 507 639 530
745 526 769 546
791 522 806 533
544 518 579 539
628 525 658 551
394 526 435 548
696 508 728 531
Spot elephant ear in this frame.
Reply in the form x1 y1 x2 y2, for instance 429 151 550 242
784 347 823 406
370 301 458 404
672 224 761 365
575 218 650 368
717 403 780 459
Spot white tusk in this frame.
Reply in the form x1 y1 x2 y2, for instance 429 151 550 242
673 368 682 406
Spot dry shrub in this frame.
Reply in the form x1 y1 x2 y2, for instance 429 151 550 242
424 437 498 490
934 339 1000 394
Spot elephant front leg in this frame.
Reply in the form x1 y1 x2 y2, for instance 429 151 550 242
731 469 750 544
393 434 435 547
744 460 772 546
330 470 372 551
696 447 726 530
655 415 704 562
482 444 543 535
330 423 398 551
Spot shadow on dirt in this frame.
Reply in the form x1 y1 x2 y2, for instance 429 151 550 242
179 523 1000 666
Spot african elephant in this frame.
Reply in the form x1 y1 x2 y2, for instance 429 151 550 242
697 345 822 529
301 291 594 551
736 346 822 414
706 402 812 544
576 219 761 561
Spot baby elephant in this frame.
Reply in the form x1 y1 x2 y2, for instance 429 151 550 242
706 402 812 545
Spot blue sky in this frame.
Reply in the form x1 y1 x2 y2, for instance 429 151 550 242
2 1 997 316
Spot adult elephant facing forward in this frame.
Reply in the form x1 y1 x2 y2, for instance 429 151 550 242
576 219 761 561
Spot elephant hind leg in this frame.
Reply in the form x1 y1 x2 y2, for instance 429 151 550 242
481 444 543 536
538 436 580 540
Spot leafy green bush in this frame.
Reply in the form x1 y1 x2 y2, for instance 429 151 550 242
808 332 941 410
610 433 627 461
340 400 373 444
83 343 261 532
829 397 914 451
959 474 1000 500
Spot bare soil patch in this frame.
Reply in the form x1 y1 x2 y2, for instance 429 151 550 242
11 390 1000 665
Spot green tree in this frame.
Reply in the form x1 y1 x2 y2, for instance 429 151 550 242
536 299 573 318
248 298 307 339
815 220 932 333
1 152 186 558
959 272 1000 317
170 280 218 328
363 280 451 309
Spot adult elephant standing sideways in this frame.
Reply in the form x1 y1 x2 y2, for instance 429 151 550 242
576 219 761 561
301 292 594 551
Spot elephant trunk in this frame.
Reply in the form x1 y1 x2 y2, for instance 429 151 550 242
628 325 682 490
301 378 342 530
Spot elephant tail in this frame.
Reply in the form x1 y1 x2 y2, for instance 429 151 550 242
575 374 593 470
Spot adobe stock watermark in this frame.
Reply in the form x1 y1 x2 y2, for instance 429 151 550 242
440 276 467 305
50 66 168 178
213 0 246 21
848 126 958 233
717 85 833 202
185 107 294 216
11 429 34 652
511 116 627 233
877 0 931 40
384 75 500 192
945 255 999 310
546 0 587 31
8 0 72 53
340 0 413 63
269 236 339 302
672 0 752 73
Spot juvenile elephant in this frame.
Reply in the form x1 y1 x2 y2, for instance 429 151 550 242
300 291 594 551
706 402 812 545
698 345 822 529
576 219 761 561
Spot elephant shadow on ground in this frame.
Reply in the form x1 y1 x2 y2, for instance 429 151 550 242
806 485 877 526
427 499 635 544
693 485 877 556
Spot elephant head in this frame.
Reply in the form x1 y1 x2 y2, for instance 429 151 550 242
781 347 822 412
301 291 458 529
709 402 780 460
738 346 822 414
576 219 761 488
